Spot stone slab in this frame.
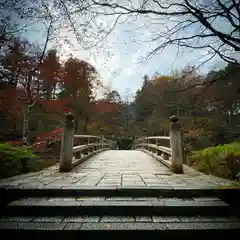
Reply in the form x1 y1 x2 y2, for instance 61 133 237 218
100 216 134 222
153 216 180 223
0 217 34 222
33 216 64 222
135 216 152 222
64 223 82 230
81 200 153 206
166 222 240 229
63 216 100 222
0 222 67 230
80 222 167 230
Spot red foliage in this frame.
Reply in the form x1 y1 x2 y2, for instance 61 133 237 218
35 127 63 143
33 128 63 152
0 88 26 118
39 99 72 113
95 101 120 113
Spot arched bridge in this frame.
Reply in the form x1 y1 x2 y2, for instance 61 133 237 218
0 113 236 190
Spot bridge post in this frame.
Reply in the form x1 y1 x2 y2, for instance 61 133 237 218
59 113 75 172
170 115 183 174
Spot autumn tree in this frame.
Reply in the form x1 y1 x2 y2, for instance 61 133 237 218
40 49 61 99
0 37 41 141
60 57 97 133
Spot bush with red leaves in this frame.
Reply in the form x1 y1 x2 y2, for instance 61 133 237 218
33 128 63 152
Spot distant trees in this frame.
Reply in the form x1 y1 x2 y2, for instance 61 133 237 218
132 62 240 149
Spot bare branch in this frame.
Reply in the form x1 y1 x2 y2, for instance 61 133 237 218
216 0 237 28
234 0 240 18
91 0 189 16
59 0 85 49
184 0 240 51
64 0 240 66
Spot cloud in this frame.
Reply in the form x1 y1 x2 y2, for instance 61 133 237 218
49 7 226 99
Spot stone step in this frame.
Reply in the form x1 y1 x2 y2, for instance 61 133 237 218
0 215 240 238
2 186 240 200
4 197 235 217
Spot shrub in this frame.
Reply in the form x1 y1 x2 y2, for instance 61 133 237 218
0 142 38 178
32 128 63 153
189 142 240 179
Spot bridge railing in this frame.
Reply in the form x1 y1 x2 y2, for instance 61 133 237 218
73 135 117 160
59 113 116 172
132 115 184 174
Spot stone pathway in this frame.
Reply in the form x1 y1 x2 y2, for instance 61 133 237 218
0 150 237 189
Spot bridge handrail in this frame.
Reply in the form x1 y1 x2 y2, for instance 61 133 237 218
73 143 98 152
73 142 116 152
74 135 102 139
144 136 170 140
74 134 116 147
132 116 183 174
59 113 117 172
134 136 170 143
132 136 175 170
133 143 172 155
133 137 170 150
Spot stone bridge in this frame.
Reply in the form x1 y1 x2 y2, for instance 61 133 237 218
0 150 235 190
0 114 240 236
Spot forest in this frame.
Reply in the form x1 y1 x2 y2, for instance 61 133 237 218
1 0 240 180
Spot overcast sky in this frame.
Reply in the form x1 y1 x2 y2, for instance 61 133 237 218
22 6 227 101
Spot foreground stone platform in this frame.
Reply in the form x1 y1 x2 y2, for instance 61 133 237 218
0 150 237 190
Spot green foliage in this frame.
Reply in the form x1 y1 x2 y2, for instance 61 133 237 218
0 142 36 161
0 143 46 178
189 142 240 179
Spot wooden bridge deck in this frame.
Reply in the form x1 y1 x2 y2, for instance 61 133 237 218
0 150 236 189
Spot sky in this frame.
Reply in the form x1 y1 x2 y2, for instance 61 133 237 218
54 25 224 101
21 3 227 101
55 8 230 101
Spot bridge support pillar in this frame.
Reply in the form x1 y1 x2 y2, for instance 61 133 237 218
59 113 75 172
170 115 183 174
